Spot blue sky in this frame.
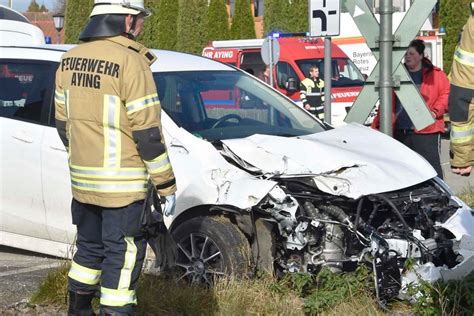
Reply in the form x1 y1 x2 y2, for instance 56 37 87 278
0 0 59 12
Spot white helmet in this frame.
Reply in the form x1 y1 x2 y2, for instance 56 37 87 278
90 0 151 17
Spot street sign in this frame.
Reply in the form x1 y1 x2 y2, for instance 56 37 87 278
309 0 341 37
343 0 436 131
261 37 280 66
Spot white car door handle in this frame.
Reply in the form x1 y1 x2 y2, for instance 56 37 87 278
12 135 33 143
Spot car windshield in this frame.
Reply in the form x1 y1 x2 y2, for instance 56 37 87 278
153 71 325 141
296 58 365 87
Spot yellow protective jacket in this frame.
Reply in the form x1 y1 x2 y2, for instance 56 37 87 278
55 36 176 208
300 77 325 120
448 15 474 168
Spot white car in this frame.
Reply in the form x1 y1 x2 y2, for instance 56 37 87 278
1 44 473 303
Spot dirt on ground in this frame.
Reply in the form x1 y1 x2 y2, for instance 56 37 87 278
1 300 66 315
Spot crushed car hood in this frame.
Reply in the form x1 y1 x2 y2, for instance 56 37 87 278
222 123 437 199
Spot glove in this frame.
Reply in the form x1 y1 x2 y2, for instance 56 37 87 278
161 193 176 217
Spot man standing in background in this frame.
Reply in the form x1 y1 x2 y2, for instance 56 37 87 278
300 65 325 120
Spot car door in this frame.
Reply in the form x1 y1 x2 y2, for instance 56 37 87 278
0 59 54 245
42 95 76 252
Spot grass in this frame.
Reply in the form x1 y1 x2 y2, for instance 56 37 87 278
30 187 474 314
30 254 474 315
30 262 69 306
30 264 377 315
458 185 474 208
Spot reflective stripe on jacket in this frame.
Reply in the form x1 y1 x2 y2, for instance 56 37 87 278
450 103 474 168
55 36 176 208
300 77 325 119
299 77 325 102
450 16 474 90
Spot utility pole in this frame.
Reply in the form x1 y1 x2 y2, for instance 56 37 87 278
324 36 332 125
9 0 13 9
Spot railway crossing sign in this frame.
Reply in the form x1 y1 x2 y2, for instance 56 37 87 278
343 0 437 131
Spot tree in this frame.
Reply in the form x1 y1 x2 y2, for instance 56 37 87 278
286 0 307 33
194 0 209 52
139 0 161 48
439 0 471 74
155 0 179 50
206 0 230 41
176 0 208 54
27 0 39 12
64 0 93 44
230 0 256 39
263 0 290 35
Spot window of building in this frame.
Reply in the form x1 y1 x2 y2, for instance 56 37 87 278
254 0 264 17
229 0 235 16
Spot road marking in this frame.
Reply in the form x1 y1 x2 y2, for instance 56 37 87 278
0 262 64 277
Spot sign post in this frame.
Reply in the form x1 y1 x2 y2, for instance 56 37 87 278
309 0 341 124
261 36 280 88
379 0 393 136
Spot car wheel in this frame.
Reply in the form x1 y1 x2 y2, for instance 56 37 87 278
172 216 250 285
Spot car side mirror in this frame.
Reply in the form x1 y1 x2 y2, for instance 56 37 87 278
285 77 298 92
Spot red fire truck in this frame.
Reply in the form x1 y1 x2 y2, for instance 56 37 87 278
202 37 366 126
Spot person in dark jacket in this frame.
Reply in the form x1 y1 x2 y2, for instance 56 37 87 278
300 65 325 120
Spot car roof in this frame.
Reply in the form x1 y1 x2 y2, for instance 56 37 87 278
0 5 30 23
0 44 235 72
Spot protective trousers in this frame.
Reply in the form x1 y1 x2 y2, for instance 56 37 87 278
450 102 474 168
68 199 147 315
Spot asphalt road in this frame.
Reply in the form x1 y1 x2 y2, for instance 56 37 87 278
0 139 472 311
439 138 473 193
0 246 64 310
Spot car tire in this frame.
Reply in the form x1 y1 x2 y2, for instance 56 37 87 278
252 219 276 275
172 216 250 285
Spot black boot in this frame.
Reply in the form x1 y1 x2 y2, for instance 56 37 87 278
68 290 96 316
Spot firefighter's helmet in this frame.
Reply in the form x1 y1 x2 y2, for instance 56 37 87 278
80 0 150 41
90 0 151 18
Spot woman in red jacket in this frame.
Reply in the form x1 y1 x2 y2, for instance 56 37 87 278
372 39 450 179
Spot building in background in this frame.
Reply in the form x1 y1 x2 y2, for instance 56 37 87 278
23 11 64 43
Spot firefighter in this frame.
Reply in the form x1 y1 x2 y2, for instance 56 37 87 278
54 0 177 314
449 3 474 176
300 65 325 120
